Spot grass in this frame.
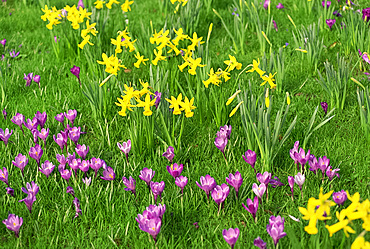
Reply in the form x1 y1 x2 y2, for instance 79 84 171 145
1 0 370 248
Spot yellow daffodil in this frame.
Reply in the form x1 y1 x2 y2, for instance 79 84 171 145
172 28 188 45
260 72 277 89
224 55 242 72
81 20 98 38
166 94 183 115
188 32 204 51
188 57 205 75
179 96 196 118
246 59 265 77
203 68 221 88
286 92 291 105
94 0 105 9
121 0 134 12
106 0 120 9
97 53 126 75
229 101 244 117
226 90 241 106
135 93 156 116
134 52 149 68
152 49 166 66
78 35 94 49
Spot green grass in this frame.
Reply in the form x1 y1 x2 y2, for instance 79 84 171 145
1 0 370 248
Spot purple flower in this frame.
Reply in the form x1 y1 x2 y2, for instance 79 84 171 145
139 168 155 186
0 167 9 186
289 141 300 164
69 158 81 175
242 196 259 221
19 193 37 213
2 214 23 237
276 3 284 9
53 133 67 151
0 39 6 47
273 20 278 32
222 228 240 249
70 66 81 86
326 19 336 29
257 172 272 185
39 160 55 178
21 181 39 196
122 176 136 196
77 0 84 9
60 169 72 182
361 52 370 65
288 176 294 199
166 163 183 178
308 155 319 174
34 111 47 128
100 166 115 181
243 150 257 172
215 136 228 154
362 8 370 22
254 237 267 249
24 117 39 131
33 75 40 86
219 125 232 139
150 181 165 204
0 128 12 146
79 160 90 173
9 50 19 58
90 157 105 177
294 172 305 190
333 10 342 17
23 73 33 86
162 146 175 163
73 197 82 218
37 128 49 143
6 187 14 197
55 113 65 125
332 190 347 205
294 148 310 171
154 91 162 108
226 171 243 197
75 144 89 159
29 143 43 166
11 113 25 133
12 153 28 176
263 0 270 9
117 139 131 163
269 176 284 188
68 126 81 144
326 166 340 181
322 0 331 8
318 156 330 178
175 176 188 194
266 215 286 246
252 183 266 199
211 185 226 205
65 109 77 125
196 174 217 199
2 108 6 120
136 216 162 242
66 186 75 197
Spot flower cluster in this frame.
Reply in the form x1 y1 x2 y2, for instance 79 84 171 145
136 204 166 242
246 58 277 89
165 93 196 118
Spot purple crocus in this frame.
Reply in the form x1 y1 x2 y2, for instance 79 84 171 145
79 160 90 173
215 136 228 155
55 113 65 126
12 153 28 176
100 166 115 181
166 163 183 178
362 7 370 22
77 0 84 9
266 215 286 246
33 75 40 87
162 146 175 163
34 111 47 128
269 177 284 188
222 228 240 249
11 113 25 134
226 171 243 197
150 181 165 204
69 158 81 175
308 155 319 174
139 167 155 187
263 0 270 9
2 214 23 237
242 196 259 222
19 193 37 213
23 73 33 86
273 20 278 32
326 166 340 181
137 216 162 242
175 176 188 194
6 187 14 197
254 237 267 249
0 128 12 146
73 197 82 218
9 50 19 58
257 172 271 185
252 183 266 199
66 186 75 197
288 176 294 200
68 126 81 144
326 19 336 29
122 176 136 196
90 157 104 177
117 139 131 163
37 129 49 144
75 144 89 159
53 133 67 152
219 125 232 139
196 174 217 199
332 190 347 205
289 141 300 164
242 150 257 173
321 102 328 115
294 148 310 172
276 3 284 9
0 167 9 186
24 117 39 131
70 66 81 86
0 39 6 47
333 10 342 17
322 0 331 8
154 91 162 108
60 169 72 182
294 172 305 198
211 185 225 206
29 143 43 167
65 109 77 126
39 160 55 178
2 108 6 120
318 156 330 179
22 181 39 196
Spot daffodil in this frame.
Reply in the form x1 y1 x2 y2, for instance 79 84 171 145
172 28 188 45
188 57 205 75
134 52 149 68
106 0 120 9
94 0 105 9
229 101 244 117
136 93 156 116
226 90 241 106
81 20 98 38
325 211 355 237
166 94 183 115
179 96 196 117
224 55 242 72
97 53 126 75
260 72 277 89
152 49 166 66
246 59 265 76
203 68 221 88
188 32 204 51
78 35 94 49
121 0 134 12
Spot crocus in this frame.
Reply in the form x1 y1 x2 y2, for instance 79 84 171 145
33 75 40 87
273 20 278 32
139 168 155 187
6 187 14 197
24 117 38 131
60 169 72 182
122 176 136 196
222 228 240 249
295 148 310 172
75 144 89 159
22 181 39 196
154 91 162 108
39 160 55 178
79 160 90 173
70 66 81 86
66 186 75 197
0 167 9 186
196 174 217 199
219 125 232 139
34 111 47 128
276 3 284 9
68 126 81 144
0 128 12 146
55 113 65 126
82 177 91 186
252 183 266 199
288 176 294 200
9 50 19 58
117 139 131 163
23 73 33 86
12 153 28 176
226 171 243 197
150 181 165 204
69 158 81 175
289 141 300 164
29 143 43 167
211 185 225 206
362 7 370 22
100 166 115 181
269 177 284 188
73 197 82 218
254 237 267 249
263 0 270 9
257 172 272 185
242 150 257 172
137 217 162 242
326 166 340 181
65 110 77 126
77 0 84 9
266 215 286 246
11 113 25 134
326 19 336 29
162 146 175 163
19 193 36 213
308 155 319 174
333 10 342 17
294 172 305 190
166 163 183 178
2 214 23 237
215 136 228 155
322 0 331 8
332 190 347 205
90 157 104 177
175 176 188 194
0 39 6 47
53 133 66 151
318 156 330 179
37 128 49 144
321 102 328 115
242 196 259 222
2 108 6 120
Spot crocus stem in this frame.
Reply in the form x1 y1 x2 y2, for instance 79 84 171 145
266 187 269 203
222 152 228 168
300 188 304 199
217 203 221 216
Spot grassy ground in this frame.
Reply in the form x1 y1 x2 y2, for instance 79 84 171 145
1 0 370 248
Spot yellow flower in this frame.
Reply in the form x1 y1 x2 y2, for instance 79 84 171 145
152 49 166 66
121 0 134 12
97 53 126 75
326 211 355 237
286 92 291 105
226 90 241 106
134 52 149 68
179 96 196 118
246 59 265 77
106 0 120 9
296 48 308 53
115 95 135 117
260 72 277 89
81 20 98 38
165 94 183 115
187 32 204 51
135 93 156 116
78 35 94 49
351 236 370 249
229 101 244 117
188 57 206 75
172 28 188 46
203 68 221 88
94 0 105 9
224 55 242 72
